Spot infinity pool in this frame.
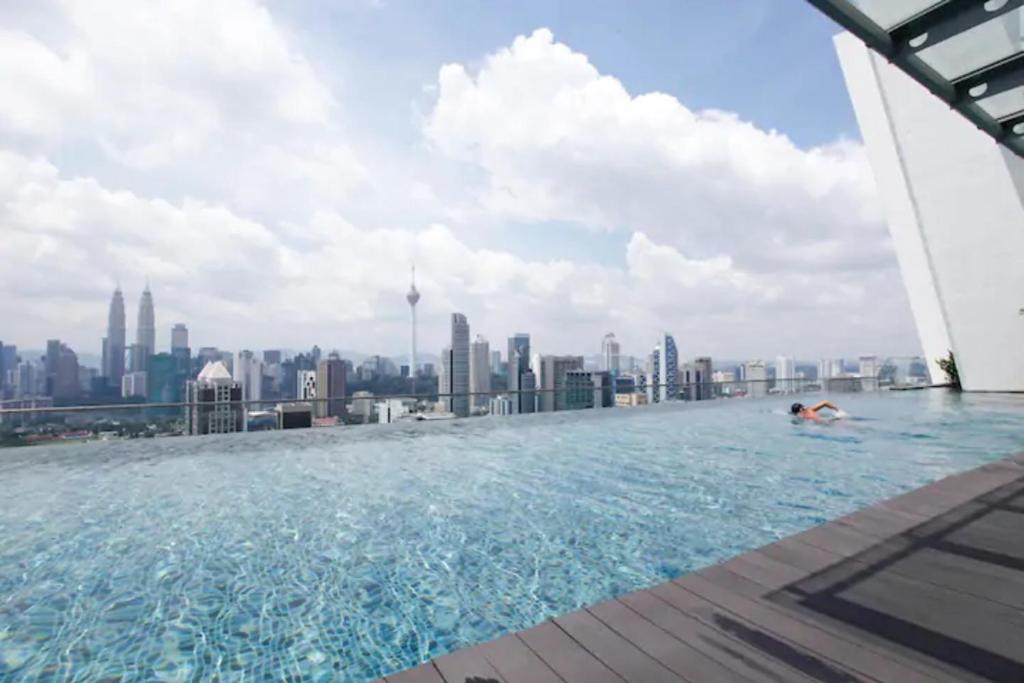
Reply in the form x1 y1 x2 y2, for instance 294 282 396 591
2 390 1023 681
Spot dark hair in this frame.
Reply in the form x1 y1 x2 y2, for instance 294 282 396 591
790 403 803 415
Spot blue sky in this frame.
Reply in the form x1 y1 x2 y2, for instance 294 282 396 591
0 1 920 360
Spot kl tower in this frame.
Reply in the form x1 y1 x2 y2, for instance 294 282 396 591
406 264 420 396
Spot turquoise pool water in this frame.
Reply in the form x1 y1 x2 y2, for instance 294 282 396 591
1 390 1023 681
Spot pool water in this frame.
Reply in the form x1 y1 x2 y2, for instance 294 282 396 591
1 390 1023 681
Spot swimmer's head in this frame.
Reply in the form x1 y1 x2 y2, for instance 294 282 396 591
790 402 803 415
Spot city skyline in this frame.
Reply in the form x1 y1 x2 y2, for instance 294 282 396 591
0 3 923 361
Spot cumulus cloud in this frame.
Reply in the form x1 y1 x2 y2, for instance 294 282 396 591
0 11 920 361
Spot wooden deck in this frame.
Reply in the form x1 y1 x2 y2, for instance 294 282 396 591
376 453 1024 683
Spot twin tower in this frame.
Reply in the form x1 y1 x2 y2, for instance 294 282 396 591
101 285 155 388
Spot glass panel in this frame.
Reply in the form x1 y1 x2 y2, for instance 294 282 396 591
916 8 1024 80
977 85 1024 120
853 0 943 30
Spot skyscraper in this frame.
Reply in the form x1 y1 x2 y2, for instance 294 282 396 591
744 360 767 398
601 333 621 375
646 345 660 404
684 356 713 401
507 333 530 414
103 287 126 389
540 355 584 412
653 333 678 402
490 349 501 375
316 357 347 419
406 265 420 391
234 350 263 404
297 370 317 400
450 313 470 418
52 343 80 403
859 355 879 392
775 356 795 393
469 335 491 411
171 323 189 353
133 285 156 372
187 361 244 435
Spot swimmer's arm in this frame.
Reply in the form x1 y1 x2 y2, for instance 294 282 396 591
810 400 839 413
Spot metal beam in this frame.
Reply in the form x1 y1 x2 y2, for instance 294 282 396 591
953 52 1024 102
891 0 1024 54
806 0 1017 154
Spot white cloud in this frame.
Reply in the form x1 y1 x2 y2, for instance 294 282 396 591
0 12 921 361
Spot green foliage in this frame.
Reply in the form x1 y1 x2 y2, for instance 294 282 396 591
936 350 961 390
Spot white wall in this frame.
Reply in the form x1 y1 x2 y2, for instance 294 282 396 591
836 33 1024 391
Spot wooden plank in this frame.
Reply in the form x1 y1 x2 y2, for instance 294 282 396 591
788 522 879 560
554 609 684 683
587 598 753 683
673 572 946 683
476 634 562 683
835 505 925 540
620 588 819 683
433 645 506 683
517 621 623 683
386 662 446 683
944 509 1024 561
883 547 1024 610
758 538 844 575
717 552 806 593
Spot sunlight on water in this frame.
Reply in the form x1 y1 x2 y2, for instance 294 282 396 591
1 391 1023 681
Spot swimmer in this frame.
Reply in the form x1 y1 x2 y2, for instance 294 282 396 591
790 400 843 421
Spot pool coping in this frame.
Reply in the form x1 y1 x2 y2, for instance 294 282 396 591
375 452 1024 682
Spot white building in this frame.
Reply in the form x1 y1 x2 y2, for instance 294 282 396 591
121 371 147 399
775 356 796 393
601 333 621 375
859 355 880 392
744 360 767 398
488 395 512 416
234 350 263 404
349 391 375 421
376 399 409 424
297 369 317 400
171 323 188 352
836 31 1024 391
186 361 244 435
469 334 491 411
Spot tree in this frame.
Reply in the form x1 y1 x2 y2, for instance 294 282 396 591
936 351 961 391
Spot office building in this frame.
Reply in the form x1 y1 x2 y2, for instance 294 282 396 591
657 334 678 402
646 347 660 404
744 360 768 398
147 353 181 403
488 395 512 416
775 356 796 393
601 333 620 375
836 32 1024 391
490 350 501 375
0 343 15 393
447 313 470 418
469 335 491 411
297 370 317 400
376 399 410 424
507 333 531 414
121 371 148 399
349 391 375 421
316 358 347 419
683 356 713 401
539 355 584 412
234 350 263 404
438 346 451 406
132 285 155 373
519 371 537 414
859 355 880 392
187 361 244 435
565 370 614 410
616 392 647 408
14 361 38 399
51 343 80 403
171 324 188 353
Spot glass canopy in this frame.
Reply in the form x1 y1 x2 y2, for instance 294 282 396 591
808 0 1024 157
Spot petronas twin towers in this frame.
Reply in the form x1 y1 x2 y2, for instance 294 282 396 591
102 284 155 388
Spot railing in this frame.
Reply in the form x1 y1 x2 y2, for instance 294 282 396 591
0 375 916 447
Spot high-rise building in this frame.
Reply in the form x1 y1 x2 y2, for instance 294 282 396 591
449 313 470 418
859 355 879 392
51 343 79 403
490 350 501 375
0 343 15 393
469 335 491 411
507 333 530 414
147 353 182 403
316 358 347 418
565 370 614 410
744 360 767 398
835 32 1024 390
102 287 126 389
647 334 678 402
540 355 584 412
601 333 621 375
14 361 38 399
187 361 244 435
775 356 796 393
234 350 263 405
297 370 317 400
684 356 713 401
488 395 512 415
171 323 188 353
133 285 156 373
121 371 147 399
438 346 451 410
263 349 282 365
406 265 420 390
519 371 536 414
